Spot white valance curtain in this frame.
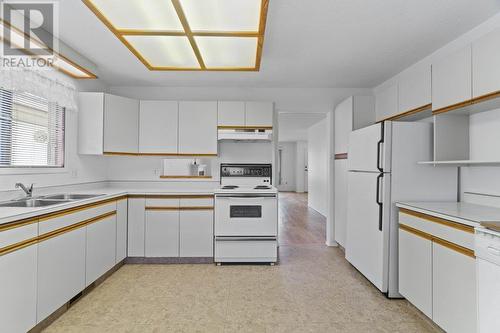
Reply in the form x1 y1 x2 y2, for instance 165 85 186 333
0 68 78 110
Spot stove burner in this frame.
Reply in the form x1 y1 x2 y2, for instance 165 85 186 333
254 185 271 190
222 185 239 189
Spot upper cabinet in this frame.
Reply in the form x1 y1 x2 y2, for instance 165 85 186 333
472 27 500 99
78 93 139 155
178 101 218 155
398 64 431 113
245 102 274 127
218 101 245 127
103 94 139 154
375 84 398 122
139 101 178 154
432 46 472 112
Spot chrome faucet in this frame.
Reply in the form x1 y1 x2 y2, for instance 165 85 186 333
15 183 34 198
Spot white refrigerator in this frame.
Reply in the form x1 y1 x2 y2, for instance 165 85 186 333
345 121 457 298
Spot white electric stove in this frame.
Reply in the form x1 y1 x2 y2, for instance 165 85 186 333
214 164 278 264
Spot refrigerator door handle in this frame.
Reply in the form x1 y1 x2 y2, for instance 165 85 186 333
376 173 384 231
377 122 385 172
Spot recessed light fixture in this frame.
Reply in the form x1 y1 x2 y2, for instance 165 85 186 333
0 19 97 79
82 0 269 71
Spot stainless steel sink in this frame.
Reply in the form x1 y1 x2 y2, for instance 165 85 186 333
0 199 71 208
42 193 103 200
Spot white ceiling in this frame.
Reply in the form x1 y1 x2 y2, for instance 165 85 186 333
279 113 326 142
59 0 500 88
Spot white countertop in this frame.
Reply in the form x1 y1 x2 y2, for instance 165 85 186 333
0 187 216 226
396 201 500 228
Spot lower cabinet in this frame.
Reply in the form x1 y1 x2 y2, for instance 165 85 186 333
86 213 117 286
398 228 432 318
0 244 38 333
180 210 214 257
128 197 145 257
37 227 86 322
433 242 477 333
145 210 180 257
116 199 128 262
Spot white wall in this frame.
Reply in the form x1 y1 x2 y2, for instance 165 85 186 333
0 74 109 194
295 141 308 193
307 119 328 216
277 142 296 192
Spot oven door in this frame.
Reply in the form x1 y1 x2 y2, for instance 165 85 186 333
215 194 277 236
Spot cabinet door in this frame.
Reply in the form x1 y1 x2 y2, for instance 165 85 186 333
334 159 348 247
116 199 128 263
37 228 86 322
472 27 500 98
0 245 37 333
78 92 104 155
86 214 117 286
245 102 274 127
178 101 218 155
334 97 353 154
432 242 477 333
375 84 398 122
145 211 179 257
398 64 431 113
432 46 472 111
398 228 432 318
218 101 245 127
103 94 139 153
139 100 178 153
128 198 145 257
477 259 500 333
180 210 214 257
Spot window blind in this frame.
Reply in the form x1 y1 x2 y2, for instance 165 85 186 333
0 89 65 168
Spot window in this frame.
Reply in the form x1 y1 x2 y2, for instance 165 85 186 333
0 89 65 168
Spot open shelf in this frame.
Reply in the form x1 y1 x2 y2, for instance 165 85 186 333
418 160 500 166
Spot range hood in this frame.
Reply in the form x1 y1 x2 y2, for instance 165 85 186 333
218 127 273 141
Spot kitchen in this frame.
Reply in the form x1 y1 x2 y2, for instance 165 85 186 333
1 1 500 333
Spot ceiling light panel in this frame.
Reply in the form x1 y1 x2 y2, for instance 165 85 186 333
53 56 95 78
124 35 200 68
88 0 183 30
195 36 257 68
180 0 262 32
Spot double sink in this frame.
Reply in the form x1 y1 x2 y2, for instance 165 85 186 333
0 194 104 208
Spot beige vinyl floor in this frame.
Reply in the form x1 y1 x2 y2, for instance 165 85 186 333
43 194 439 333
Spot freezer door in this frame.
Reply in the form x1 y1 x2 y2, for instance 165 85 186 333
348 122 392 173
346 171 391 293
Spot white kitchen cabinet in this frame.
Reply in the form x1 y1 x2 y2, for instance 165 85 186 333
375 84 398 122
145 210 180 257
398 64 431 113
116 199 128 263
139 100 178 153
218 101 245 127
178 101 218 155
245 102 274 127
103 94 139 153
180 210 214 257
472 27 500 99
432 46 472 111
78 93 139 154
334 96 375 153
37 227 86 322
86 214 117 286
0 245 38 333
334 159 348 246
128 198 145 257
432 242 477 333
398 228 432 318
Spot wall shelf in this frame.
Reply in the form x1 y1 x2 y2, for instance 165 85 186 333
418 160 500 167
432 90 500 116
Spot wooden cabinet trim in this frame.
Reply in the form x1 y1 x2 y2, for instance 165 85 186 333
104 152 217 157
378 103 432 122
0 237 38 256
146 206 214 211
432 90 500 115
218 125 273 130
399 208 474 234
133 194 214 199
334 153 348 160
0 216 38 232
399 223 475 258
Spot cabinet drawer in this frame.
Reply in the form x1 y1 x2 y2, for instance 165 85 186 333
0 223 37 249
179 197 213 208
215 239 277 262
39 201 116 234
399 209 474 250
475 229 500 265
145 198 179 208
